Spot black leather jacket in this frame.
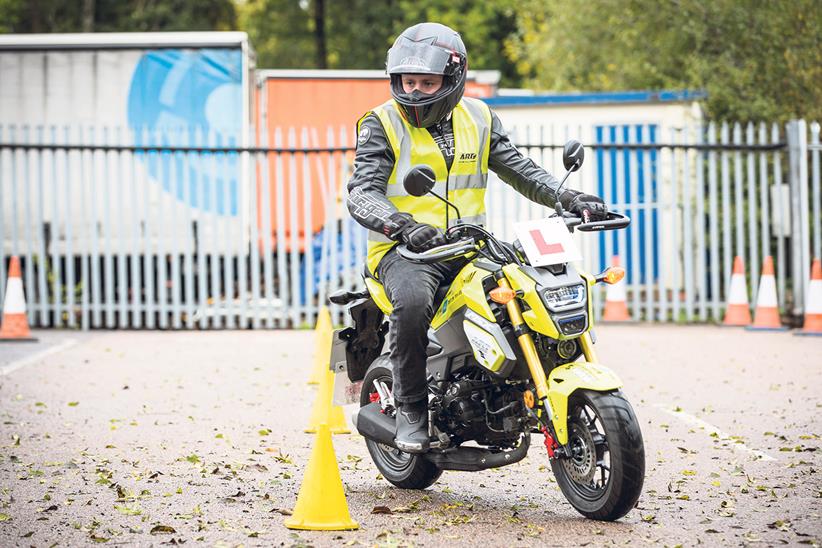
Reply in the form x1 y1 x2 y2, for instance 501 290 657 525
346 107 562 235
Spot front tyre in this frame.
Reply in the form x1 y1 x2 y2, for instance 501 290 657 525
360 355 442 490
551 390 645 521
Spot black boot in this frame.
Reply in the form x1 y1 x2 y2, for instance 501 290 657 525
394 399 430 453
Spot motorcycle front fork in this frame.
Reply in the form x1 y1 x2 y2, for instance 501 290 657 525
495 276 598 459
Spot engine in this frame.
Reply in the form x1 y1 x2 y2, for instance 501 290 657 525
434 370 526 447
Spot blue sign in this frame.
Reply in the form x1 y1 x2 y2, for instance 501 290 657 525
127 48 243 216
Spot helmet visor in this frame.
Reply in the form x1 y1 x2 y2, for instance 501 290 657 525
387 38 462 76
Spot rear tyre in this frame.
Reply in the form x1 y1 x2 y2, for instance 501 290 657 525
360 355 442 490
551 390 645 521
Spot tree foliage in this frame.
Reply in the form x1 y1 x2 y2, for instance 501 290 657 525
1 0 819 120
506 0 822 121
0 0 236 33
239 0 519 84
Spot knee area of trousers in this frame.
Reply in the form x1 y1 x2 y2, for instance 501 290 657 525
392 298 433 320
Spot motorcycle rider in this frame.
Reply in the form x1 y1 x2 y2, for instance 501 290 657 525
346 22 608 453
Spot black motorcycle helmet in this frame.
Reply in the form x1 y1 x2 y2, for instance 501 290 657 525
386 22 467 129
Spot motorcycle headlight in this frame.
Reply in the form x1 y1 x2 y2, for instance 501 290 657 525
542 284 586 312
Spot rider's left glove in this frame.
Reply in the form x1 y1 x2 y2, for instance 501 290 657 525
385 212 446 252
560 190 609 222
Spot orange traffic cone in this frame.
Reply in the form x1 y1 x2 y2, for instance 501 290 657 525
723 256 751 326
0 256 37 342
747 256 785 331
602 256 632 322
796 258 822 337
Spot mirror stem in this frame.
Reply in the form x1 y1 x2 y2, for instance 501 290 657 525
427 190 462 224
554 169 573 205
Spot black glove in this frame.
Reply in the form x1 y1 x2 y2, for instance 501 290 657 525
384 212 446 252
559 190 609 221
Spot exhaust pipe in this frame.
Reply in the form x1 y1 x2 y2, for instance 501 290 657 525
423 433 530 471
354 403 531 472
353 402 397 447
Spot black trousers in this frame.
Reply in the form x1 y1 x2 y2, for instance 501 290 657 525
377 247 466 404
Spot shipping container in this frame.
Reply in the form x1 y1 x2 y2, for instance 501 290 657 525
0 32 256 255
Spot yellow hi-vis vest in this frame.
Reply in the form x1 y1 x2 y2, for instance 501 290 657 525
363 97 492 275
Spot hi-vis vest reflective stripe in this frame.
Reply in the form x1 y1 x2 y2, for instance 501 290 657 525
363 97 492 276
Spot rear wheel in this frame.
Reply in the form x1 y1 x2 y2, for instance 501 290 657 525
360 355 442 490
551 390 645 521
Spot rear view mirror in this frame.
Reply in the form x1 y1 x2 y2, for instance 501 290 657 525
403 165 436 197
563 140 585 172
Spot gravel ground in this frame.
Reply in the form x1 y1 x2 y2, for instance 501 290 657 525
0 325 819 547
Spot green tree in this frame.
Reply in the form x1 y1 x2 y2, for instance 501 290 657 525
239 0 522 86
0 0 236 33
393 0 520 86
505 0 822 121
239 0 316 68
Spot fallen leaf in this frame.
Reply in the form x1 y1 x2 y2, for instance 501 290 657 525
372 506 392 515
68 402 79 407
150 525 176 535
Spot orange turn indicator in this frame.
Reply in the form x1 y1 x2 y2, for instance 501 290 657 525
602 266 625 285
489 286 516 304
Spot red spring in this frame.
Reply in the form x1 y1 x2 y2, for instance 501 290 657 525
369 392 380 403
541 426 557 459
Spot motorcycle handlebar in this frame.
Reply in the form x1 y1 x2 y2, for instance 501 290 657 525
563 211 631 232
395 212 629 264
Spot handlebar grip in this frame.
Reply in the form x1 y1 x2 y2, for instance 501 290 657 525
576 212 631 232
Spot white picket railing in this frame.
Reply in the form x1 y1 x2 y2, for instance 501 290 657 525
0 120 819 329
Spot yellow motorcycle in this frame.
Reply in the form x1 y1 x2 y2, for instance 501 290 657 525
331 141 644 521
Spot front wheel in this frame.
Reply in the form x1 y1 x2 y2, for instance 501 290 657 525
360 355 442 490
551 390 645 521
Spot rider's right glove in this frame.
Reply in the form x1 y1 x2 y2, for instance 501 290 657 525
385 212 446 252
560 190 609 222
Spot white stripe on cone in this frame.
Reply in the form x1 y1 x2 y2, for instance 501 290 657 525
755 275 778 308
606 279 627 302
728 274 749 305
807 280 822 314
3 278 26 314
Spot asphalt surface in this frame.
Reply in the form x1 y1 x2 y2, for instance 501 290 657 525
0 326 819 547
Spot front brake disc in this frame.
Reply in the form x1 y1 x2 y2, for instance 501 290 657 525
560 420 596 484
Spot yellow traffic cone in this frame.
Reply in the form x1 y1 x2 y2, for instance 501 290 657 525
307 307 333 385
305 367 350 434
284 423 359 531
